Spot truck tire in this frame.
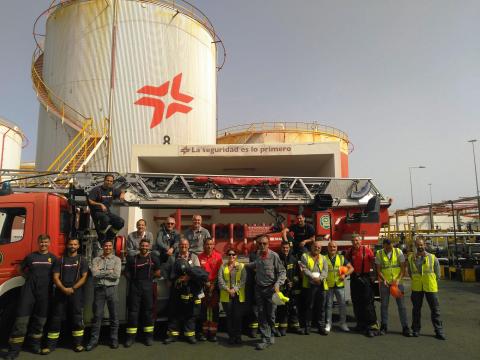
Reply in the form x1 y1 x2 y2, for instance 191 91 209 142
0 289 19 345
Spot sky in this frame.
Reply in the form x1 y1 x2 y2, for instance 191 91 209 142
0 0 479 210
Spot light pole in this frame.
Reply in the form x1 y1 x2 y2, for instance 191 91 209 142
409 166 426 230
428 183 434 230
467 139 480 230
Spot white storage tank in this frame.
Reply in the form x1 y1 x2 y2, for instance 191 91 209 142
35 0 220 171
0 117 26 170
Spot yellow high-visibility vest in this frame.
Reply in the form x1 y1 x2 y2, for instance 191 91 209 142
219 262 245 303
327 255 345 288
408 254 438 293
302 253 328 290
376 248 402 283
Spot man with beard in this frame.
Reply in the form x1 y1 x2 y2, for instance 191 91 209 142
41 238 88 354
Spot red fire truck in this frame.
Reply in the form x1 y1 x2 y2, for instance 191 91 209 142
0 171 390 339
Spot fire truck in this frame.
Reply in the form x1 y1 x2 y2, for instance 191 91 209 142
0 171 390 339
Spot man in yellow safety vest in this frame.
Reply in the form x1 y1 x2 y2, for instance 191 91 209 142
375 238 412 337
407 238 445 340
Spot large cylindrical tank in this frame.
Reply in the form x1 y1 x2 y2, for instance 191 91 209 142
217 122 351 177
0 117 25 170
35 0 218 171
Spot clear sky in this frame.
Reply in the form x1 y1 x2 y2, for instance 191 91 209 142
0 0 479 210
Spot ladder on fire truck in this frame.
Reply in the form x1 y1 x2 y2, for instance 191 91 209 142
0 170 388 208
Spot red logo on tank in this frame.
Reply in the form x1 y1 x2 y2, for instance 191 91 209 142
135 73 193 129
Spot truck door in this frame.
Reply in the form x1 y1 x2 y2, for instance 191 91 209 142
0 203 33 284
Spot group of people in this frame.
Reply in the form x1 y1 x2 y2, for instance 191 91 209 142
4 175 446 358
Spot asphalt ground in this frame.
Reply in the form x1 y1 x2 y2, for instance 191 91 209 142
2 279 479 360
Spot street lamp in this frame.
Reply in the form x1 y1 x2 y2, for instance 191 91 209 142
467 139 480 230
409 165 426 229
428 183 434 230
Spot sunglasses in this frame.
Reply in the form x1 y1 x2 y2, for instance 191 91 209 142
227 253 236 256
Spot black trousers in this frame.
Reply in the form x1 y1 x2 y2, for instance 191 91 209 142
46 288 85 347
127 280 154 335
350 274 377 329
167 288 200 338
303 285 326 329
276 290 300 329
222 297 243 339
411 291 443 334
92 211 124 243
89 286 119 345
9 280 50 349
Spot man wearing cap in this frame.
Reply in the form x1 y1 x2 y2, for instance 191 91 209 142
375 238 412 337
325 241 353 333
247 235 286 350
407 238 446 340
345 234 379 337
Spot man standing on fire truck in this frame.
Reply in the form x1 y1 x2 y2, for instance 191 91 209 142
198 238 222 342
88 174 125 245
153 216 180 262
41 238 89 354
164 237 203 345
6 235 56 360
247 235 286 350
276 241 302 336
184 214 211 255
124 239 161 347
281 214 315 258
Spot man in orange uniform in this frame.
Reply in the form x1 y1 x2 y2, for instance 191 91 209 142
197 238 223 342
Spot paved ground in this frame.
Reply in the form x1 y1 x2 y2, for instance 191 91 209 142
2 279 479 360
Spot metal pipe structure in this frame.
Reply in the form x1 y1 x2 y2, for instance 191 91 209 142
428 183 434 230
467 139 480 230
408 166 426 230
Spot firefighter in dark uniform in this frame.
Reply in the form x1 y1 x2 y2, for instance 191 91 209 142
124 239 161 347
164 238 202 345
88 174 125 245
276 241 302 335
5 235 56 360
42 238 88 354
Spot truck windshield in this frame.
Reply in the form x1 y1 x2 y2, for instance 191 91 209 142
0 207 26 245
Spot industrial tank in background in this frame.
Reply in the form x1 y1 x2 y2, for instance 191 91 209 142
0 117 26 171
35 0 220 171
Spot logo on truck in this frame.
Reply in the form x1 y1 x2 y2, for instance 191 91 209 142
135 73 194 129
320 215 330 230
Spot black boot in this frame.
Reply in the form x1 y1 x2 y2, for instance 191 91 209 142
144 333 154 346
249 327 258 338
29 336 42 355
5 342 21 360
124 334 135 348
41 338 57 355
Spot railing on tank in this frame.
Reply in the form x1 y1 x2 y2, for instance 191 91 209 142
35 0 226 71
217 122 354 151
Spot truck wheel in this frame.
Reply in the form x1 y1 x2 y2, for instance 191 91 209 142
0 289 19 345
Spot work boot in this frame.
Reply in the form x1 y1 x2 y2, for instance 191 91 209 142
144 333 154 346
85 342 97 352
249 328 258 338
124 334 135 348
402 327 413 337
41 339 57 355
325 323 331 333
301 326 310 335
340 323 350 332
255 342 271 350
110 340 119 349
72 337 84 353
186 336 197 344
292 327 303 335
197 333 207 342
279 327 287 336
318 327 329 336
208 334 217 342
29 337 42 354
379 324 387 336
435 332 446 340
5 344 21 360
163 336 177 345
272 327 281 337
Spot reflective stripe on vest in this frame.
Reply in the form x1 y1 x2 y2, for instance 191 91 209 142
408 254 438 293
219 262 245 303
376 248 401 283
302 254 328 290
327 255 344 288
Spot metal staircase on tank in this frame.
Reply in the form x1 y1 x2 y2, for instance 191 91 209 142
46 119 107 174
